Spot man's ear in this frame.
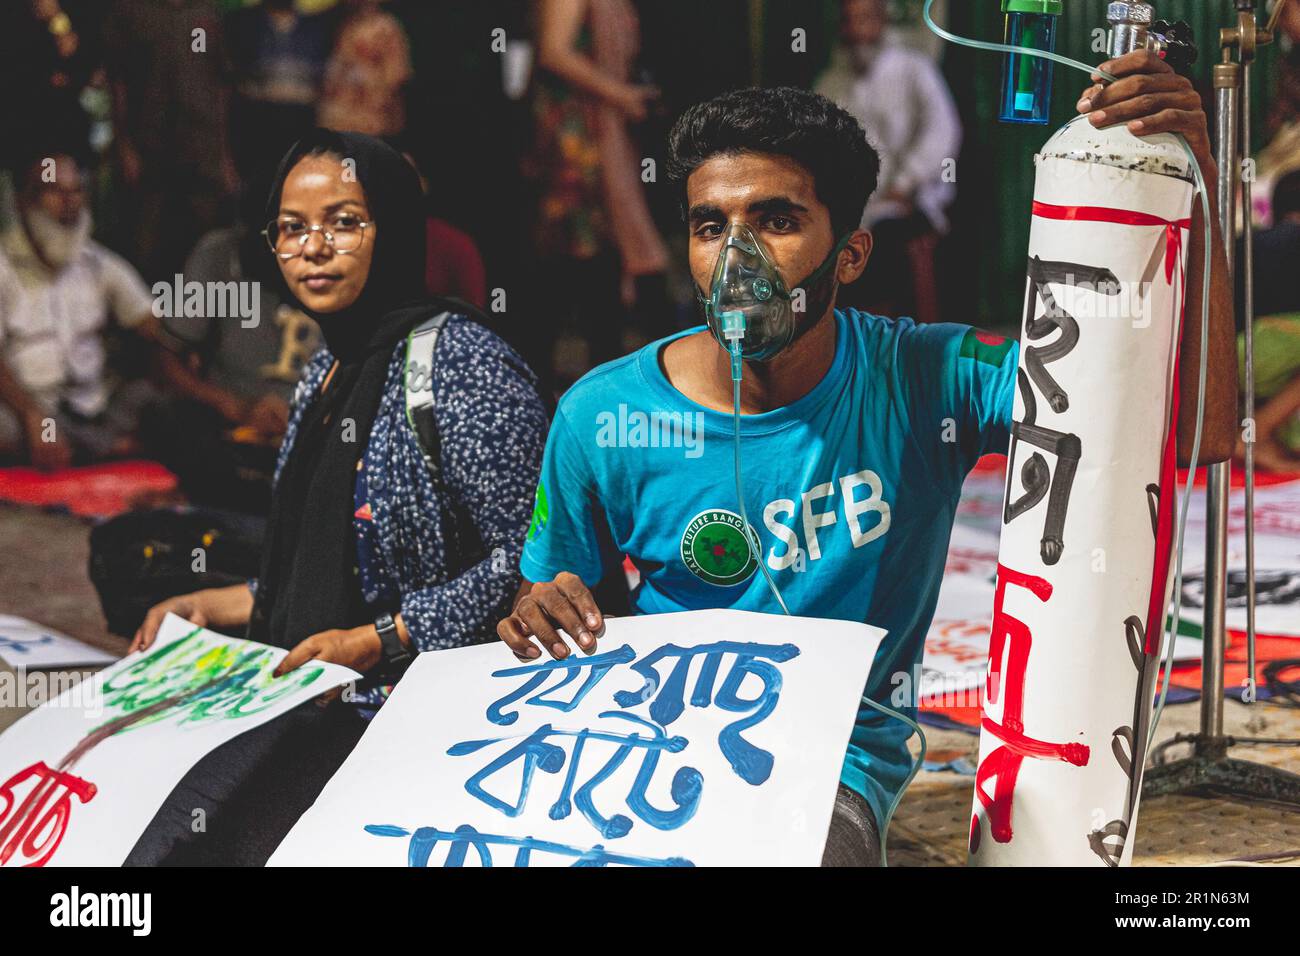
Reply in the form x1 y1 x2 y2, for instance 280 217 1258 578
837 229 872 284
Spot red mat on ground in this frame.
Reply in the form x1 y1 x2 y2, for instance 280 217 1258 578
0 460 177 519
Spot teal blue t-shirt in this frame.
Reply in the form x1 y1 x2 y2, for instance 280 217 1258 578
520 308 1018 829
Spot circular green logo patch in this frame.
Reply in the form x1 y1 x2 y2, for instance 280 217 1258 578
680 509 758 587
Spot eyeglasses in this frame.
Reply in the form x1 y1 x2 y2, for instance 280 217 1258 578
263 213 372 259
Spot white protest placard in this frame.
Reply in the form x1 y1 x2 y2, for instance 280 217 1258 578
1176 478 1300 638
0 615 118 670
270 609 883 867
0 613 358 867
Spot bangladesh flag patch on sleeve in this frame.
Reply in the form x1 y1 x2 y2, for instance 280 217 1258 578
959 328 1014 367
526 481 549 541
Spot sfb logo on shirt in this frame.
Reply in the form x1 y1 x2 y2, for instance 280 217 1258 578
681 470 892 585
680 509 758 587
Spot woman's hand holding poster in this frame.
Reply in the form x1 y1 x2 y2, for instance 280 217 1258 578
0 613 359 867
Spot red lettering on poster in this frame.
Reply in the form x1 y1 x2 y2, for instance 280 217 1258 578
0 761 97 867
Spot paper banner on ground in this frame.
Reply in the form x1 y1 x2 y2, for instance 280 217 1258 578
270 609 883 868
0 616 118 670
0 613 358 866
1176 478 1300 638
920 524 1000 704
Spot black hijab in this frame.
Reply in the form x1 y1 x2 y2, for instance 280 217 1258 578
247 129 431 649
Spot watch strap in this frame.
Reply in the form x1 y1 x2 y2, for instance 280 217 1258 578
375 612 411 667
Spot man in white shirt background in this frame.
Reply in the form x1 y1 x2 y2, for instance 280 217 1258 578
0 148 159 469
816 0 961 324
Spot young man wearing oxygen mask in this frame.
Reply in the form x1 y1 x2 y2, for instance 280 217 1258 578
499 58 1236 866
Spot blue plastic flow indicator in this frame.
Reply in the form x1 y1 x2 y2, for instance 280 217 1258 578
999 0 1063 125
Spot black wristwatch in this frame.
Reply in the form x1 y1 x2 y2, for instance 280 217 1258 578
375 612 411 669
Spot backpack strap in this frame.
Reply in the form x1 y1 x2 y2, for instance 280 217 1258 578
404 310 453 475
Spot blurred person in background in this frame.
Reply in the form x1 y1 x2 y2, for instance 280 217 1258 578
316 0 412 138
1252 0 1300 226
816 0 960 325
402 150 488 310
1251 169 1300 319
141 176 320 513
225 0 338 188
523 0 670 393
2 1 106 180
1237 169 1300 473
388 0 534 360
104 0 239 282
0 151 159 468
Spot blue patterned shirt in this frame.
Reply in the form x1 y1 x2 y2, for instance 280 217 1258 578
261 314 547 709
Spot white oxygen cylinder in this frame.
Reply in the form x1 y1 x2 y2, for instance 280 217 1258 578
967 116 1194 866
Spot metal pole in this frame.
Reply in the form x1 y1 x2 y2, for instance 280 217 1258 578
1240 60 1257 698
1143 0 1300 811
1200 61 1239 753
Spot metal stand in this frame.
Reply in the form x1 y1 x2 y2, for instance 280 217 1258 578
1144 0 1300 805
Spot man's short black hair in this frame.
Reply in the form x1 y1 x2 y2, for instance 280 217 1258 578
1273 168 1300 221
666 86 880 239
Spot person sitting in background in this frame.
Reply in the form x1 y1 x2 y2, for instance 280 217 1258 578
142 180 320 514
1236 169 1300 473
815 0 960 325
0 150 158 469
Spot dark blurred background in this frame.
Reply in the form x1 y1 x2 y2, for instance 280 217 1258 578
0 0 1291 446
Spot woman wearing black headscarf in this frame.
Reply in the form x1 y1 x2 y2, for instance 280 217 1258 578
124 130 548 864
